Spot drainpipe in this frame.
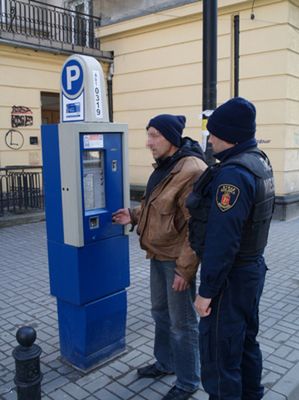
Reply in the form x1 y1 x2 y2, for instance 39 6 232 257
107 61 114 122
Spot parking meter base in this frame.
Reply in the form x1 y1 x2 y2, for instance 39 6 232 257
57 290 127 370
48 236 130 305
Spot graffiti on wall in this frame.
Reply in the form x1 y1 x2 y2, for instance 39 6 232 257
11 105 33 128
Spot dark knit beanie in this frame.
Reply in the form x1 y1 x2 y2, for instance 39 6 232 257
207 97 256 144
146 114 186 148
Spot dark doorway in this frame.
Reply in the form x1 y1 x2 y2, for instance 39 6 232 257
41 92 60 124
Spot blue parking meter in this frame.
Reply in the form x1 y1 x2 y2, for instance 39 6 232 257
41 55 130 370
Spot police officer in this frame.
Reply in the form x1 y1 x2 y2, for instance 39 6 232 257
186 97 275 400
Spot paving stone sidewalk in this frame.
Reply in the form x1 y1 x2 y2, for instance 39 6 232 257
0 217 299 400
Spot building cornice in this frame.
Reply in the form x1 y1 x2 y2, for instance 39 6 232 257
96 0 283 40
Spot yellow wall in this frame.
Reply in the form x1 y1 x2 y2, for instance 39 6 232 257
0 45 65 167
0 45 110 169
97 0 299 196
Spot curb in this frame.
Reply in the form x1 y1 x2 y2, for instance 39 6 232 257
0 211 45 228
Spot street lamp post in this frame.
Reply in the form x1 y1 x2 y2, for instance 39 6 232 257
202 0 217 164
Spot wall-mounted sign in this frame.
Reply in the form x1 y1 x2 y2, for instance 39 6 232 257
11 106 33 128
5 129 24 150
30 136 39 145
256 139 271 145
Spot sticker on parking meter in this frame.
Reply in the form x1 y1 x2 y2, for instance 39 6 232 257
62 93 84 121
83 134 104 149
93 70 103 119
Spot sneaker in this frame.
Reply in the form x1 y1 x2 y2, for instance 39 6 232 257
162 386 194 400
137 363 174 378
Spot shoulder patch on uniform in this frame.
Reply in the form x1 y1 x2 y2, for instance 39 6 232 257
216 184 240 212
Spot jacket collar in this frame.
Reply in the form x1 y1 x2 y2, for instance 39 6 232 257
215 138 257 162
152 159 182 174
148 157 186 203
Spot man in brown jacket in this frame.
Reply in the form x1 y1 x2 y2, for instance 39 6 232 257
113 114 207 400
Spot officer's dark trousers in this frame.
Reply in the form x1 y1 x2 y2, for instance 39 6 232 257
199 259 267 400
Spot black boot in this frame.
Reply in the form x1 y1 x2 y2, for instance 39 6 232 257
162 386 195 400
137 363 174 378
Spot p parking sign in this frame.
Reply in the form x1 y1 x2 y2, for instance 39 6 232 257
60 55 109 123
61 60 84 97
61 58 84 122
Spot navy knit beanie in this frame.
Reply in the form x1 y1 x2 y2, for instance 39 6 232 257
146 114 186 148
207 97 256 144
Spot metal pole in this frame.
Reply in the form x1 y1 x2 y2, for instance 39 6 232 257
202 0 217 164
233 15 240 97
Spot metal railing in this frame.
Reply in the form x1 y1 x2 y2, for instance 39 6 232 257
0 166 44 216
0 0 101 49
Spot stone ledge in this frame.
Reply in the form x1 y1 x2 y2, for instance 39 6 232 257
273 193 299 221
130 185 145 202
0 211 45 228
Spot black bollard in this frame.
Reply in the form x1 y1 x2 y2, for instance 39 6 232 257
12 326 43 400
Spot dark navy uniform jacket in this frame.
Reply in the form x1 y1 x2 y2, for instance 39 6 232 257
198 139 267 299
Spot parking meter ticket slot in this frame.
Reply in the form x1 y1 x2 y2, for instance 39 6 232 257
89 216 99 229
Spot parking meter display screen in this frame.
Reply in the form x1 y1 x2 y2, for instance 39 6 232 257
83 151 106 210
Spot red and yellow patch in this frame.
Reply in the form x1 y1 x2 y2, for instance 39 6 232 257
216 184 240 212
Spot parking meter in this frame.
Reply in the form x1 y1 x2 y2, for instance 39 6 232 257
41 54 130 370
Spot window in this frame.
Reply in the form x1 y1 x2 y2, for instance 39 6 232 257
65 0 92 47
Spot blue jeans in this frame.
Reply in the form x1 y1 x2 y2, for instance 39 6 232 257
150 259 200 392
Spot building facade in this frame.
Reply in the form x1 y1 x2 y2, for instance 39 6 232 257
0 0 112 167
1 0 298 219
96 0 299 219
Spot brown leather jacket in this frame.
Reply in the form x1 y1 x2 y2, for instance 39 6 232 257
131 156 207 282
